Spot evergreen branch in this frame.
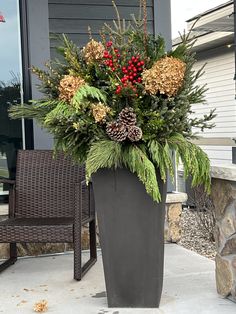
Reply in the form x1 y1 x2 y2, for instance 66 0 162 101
86 140 161 202
122 145 161 202
167 133 211 193
9 100 57 122
86 140 122 182
44 101 74 126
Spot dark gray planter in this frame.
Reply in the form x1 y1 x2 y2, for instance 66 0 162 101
232 147 236 164
92 168 167 308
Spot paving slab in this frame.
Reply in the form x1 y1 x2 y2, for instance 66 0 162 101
0 244 235 314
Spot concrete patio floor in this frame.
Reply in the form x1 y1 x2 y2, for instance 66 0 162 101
0 244 235 314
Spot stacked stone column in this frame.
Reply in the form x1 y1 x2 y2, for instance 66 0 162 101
211 175 236 301
165 192 187 243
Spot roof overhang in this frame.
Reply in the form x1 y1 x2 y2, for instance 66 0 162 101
173 1 234 52
187 1 233 33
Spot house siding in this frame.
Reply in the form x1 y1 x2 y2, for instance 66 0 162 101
48 0 154 57
192 45 235 165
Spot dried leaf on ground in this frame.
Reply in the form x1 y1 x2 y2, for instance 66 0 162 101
17 300 27 306
33 300 48 313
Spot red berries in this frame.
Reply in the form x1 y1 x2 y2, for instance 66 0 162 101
119 55 145 88
106 41 113 47
103 42 122 71
103 42 145 97
115 85 122 94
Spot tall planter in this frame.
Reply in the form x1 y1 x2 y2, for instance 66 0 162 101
92 168 167 308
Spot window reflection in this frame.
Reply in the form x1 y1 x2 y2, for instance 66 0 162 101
0 1 23 200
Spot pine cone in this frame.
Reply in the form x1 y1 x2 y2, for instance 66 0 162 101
118 107 136 127
106 121 128 142
127 125 143 142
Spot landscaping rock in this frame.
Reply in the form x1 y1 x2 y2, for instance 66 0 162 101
211 179 233 220
221 234 236 256
165 203 182 243
215 254 234 297
210 173 236 302
220 202 236 238
165 192 187 244
179 208 216 259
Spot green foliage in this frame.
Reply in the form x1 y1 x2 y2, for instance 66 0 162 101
122 144 161 202
86 140 161 202
72 84 107 108
86 140 122 180
167 133 211 192
8 2 214 202
9 99 58 123
85 134 211 202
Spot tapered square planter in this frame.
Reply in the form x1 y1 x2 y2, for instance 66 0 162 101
92 168 167 308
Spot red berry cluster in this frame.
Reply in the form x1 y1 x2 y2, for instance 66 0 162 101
102 41 145 96
103 41 120 72
116 56 145 94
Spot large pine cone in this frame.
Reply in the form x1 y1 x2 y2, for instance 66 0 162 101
106 121 128 142
118 107 137 127
127 125 143 142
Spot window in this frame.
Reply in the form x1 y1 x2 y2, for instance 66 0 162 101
0 0 23 201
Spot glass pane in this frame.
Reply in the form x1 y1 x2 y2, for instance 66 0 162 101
0 0 23 202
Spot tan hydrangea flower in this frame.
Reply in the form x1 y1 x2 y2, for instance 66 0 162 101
142 56 186 97
58 75 85 103
83 39 105 65
91 102 111 123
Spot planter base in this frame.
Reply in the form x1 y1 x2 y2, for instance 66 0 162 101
92 168 167 308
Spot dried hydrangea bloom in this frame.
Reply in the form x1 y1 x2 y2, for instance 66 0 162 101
91 102 111 123
142 56 186 97
83 39 105 64
58 75 85 103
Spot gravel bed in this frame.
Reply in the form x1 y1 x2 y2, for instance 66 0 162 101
179 208 216 260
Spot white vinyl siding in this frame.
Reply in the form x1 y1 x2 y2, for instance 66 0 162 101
192 45 235 165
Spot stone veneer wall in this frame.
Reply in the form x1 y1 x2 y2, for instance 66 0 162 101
211 165 236 301
165 192 187 243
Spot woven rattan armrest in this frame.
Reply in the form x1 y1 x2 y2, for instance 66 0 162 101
0 178 15 185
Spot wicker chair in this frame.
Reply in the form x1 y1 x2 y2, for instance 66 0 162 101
0 150 97 280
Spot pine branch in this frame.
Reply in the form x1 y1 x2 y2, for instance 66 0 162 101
86 140 122 182
9 100 57 123
122 145 161 202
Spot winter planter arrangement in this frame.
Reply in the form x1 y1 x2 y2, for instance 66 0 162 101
10 1 215 308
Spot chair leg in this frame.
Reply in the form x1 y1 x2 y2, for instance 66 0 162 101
74 219 97 281
81 219 97 278
74 222 82 281
10 243 17 259
89 219 97 260
0 243 17 273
